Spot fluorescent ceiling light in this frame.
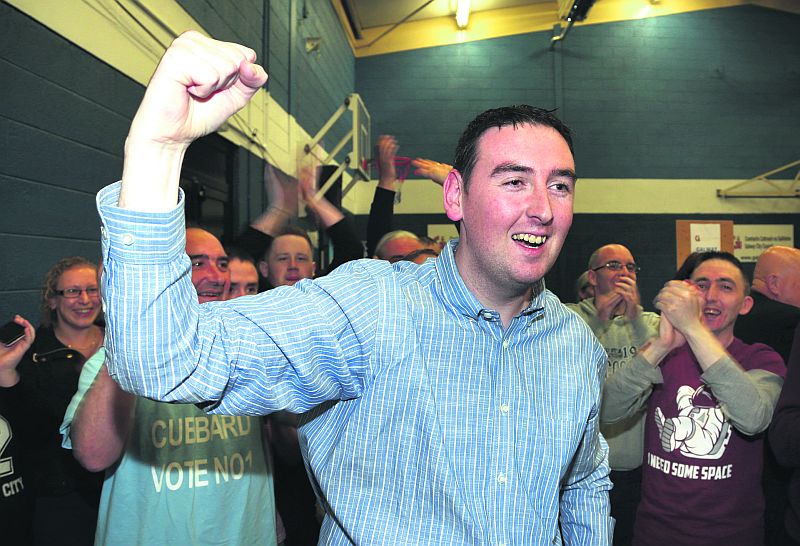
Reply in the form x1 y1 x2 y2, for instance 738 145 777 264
455 0 470 29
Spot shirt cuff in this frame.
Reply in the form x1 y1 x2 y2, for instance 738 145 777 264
97 182 187 264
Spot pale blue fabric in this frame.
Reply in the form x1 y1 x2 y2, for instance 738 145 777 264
60 348 277 546
97 182 612 545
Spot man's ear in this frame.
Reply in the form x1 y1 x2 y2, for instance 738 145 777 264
765 274 781 299
443 169 464 223
739 295 754 316
311 261 317 278
587 269 598 287
257 260 269 278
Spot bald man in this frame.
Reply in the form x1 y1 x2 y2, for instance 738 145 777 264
734 246 800 545
736 246 800 363
567 244 660 546
373 230 426 263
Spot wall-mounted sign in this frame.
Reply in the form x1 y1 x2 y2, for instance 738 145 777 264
675 220 734 269
733 224 795 263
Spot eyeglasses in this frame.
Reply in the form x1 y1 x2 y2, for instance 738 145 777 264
55 287 100 299
591 261 641 273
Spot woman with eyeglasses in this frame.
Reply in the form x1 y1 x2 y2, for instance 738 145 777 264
0 256 104 546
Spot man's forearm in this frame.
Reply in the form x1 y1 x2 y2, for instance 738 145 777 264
72 365 136 472
327 217 364 270
118 139 187 212
366 186 395 257
601 352 662 424
630 311 660 347
701 356 783 435
99 183 209 401
683 327 728 372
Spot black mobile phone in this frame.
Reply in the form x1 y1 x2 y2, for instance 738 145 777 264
0 321 26 347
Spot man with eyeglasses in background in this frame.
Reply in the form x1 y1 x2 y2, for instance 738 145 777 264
567 244 660 546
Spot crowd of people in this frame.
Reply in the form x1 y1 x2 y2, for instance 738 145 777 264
1 31 799 546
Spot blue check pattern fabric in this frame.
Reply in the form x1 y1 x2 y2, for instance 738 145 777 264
97 182 612 545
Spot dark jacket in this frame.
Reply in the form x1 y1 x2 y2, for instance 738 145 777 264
0 326 103 500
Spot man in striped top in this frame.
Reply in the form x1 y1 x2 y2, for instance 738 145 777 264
98 31 613 545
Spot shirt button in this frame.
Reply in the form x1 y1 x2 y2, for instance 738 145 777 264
122 234 134 245
502 340 509 349
497 472 507 484
499 403 509 414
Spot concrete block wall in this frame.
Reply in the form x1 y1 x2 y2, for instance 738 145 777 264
354 5 799 305
1 3 140 323
1 0 356 323
562 6 800 178
357 32 558 168
356 6 800 179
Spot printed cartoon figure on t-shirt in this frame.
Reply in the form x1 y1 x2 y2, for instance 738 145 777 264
654 385 732 460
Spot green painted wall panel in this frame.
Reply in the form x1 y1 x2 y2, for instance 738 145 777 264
356 6 800 178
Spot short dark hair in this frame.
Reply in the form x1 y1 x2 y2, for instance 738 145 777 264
452 105 574 191
264 225 314 261
674 251 750 295
224 245 256 266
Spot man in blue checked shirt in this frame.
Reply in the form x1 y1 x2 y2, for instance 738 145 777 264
99 31 613 545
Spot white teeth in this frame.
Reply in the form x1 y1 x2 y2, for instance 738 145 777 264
512 233 547 246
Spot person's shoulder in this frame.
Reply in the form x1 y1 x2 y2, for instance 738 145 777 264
544 292 597 338
563 298 594 317
316 257 436 297
328 257 432 280
730 337 786 373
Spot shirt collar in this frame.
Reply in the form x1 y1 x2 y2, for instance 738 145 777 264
435 239 548 321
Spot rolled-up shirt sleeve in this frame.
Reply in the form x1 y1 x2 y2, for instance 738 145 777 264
97 182 379 416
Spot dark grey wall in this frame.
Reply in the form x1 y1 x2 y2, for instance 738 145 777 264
1 3 138 323
354 5 799 306
356 6 800 178
0 0 356 323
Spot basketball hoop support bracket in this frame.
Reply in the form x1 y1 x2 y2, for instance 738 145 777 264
304 93 371 198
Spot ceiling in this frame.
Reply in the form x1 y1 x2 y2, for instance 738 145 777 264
343 0 554 30
332 0 800 57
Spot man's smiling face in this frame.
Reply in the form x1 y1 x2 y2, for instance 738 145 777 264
690 258 753 343
445 123 575 298
186 228 230 303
